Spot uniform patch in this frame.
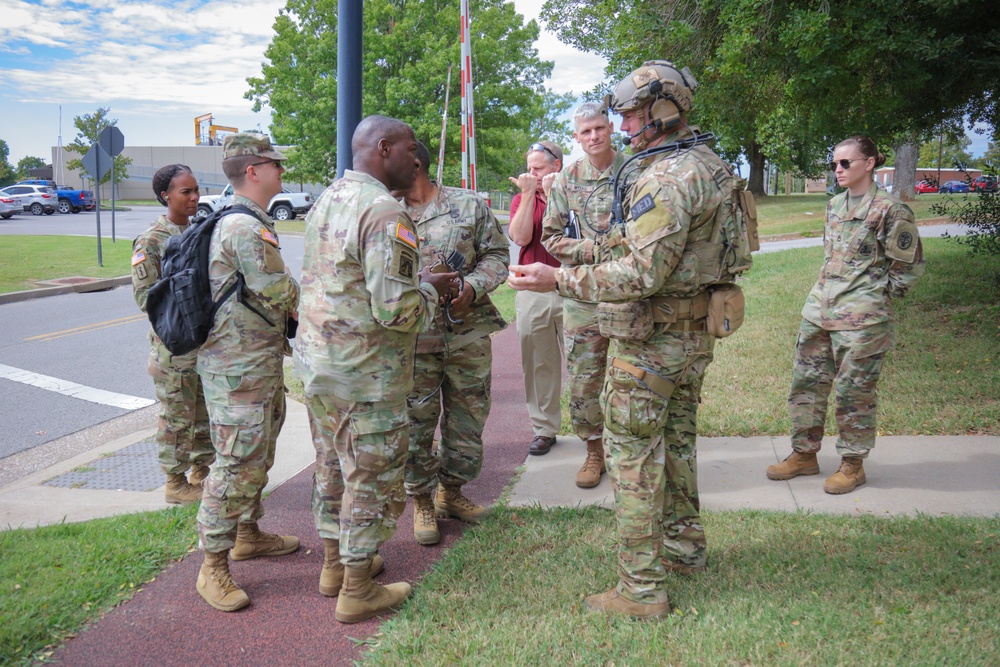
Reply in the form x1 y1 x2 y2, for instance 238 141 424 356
131 249 146 266
631 194 656 222
134 263 148 280
858 242 873 257
898 231 913 250
395 222 418 249
398 248 415 279
261 228 279 247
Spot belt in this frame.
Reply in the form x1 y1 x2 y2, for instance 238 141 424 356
662 319 707 333
611 357 676 398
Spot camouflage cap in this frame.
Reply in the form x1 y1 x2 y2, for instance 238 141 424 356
222 133 287 161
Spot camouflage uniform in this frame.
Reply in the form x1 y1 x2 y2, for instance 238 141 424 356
790 182 924 457
554 128 728 603
196 195 300 553
131 215 214 476
542 151 628 443
293 170 437 567
403 186 509 495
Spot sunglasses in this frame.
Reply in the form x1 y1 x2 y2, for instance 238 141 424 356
828 158 867 171
250 159 282 169
528 142 559 162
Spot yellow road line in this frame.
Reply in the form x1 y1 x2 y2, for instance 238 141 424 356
27 314 147 342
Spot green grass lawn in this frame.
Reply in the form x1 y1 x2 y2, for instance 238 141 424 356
0 235 133 293
753 192 952 237
3 235 999 665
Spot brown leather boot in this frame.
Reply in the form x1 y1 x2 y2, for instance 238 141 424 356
196 550 250 612
575 438 606 488
334 564 412 623
435 484 489 524
766 451 820 480
584 587 670 619
319 539 385 597
165 473 202 505
231 522 300 561
413 494 441 545
823 457 866 494
188 464 211 487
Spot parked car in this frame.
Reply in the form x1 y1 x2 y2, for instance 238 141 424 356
0 195 18 219
195 184 313 222
972 175 998 193
0 184 58 215
939 180 971 194
914 180 938 194
54 185 96 213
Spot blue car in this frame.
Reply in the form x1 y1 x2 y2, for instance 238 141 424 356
939 180 971 194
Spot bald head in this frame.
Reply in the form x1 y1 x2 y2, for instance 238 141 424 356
351 115 419 191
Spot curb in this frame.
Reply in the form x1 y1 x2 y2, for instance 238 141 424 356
0 275 132 305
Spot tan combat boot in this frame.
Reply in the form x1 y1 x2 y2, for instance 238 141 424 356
334 564 412 624
823 457 866 494
318 539 385 597
766 451 820 480
188 464 211 487
196 550 250 612
585 587 670 619
435 484 489 524
575 438 606 488
165 473 202 505
231 522 300 561
413 494 441 545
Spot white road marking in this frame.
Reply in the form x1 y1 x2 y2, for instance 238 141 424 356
0 364 155 410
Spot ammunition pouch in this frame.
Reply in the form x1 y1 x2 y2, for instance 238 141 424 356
706 284 745 337
598 292 710 340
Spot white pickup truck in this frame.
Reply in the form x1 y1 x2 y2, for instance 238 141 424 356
195 184 313 222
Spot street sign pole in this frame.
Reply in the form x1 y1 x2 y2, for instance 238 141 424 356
98 126 125 244
110 158 115 242
95 150 103 266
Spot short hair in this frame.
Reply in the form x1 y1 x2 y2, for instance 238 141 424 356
222 154 257 187
415 140 432 175
352 115 412 154
152 164 193 206
836 135 887 168
573 102 609 129
526 140 563 165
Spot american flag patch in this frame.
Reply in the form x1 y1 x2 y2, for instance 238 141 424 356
395 223 418 249
261 228 279 246
131 249 146 266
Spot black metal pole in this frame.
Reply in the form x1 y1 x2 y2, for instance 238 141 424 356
336 0 363 177
111 158 116 243
95 151 103 267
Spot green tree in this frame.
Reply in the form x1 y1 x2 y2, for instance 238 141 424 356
0 140 16 187
918 132 974 171
540 0 1000 199
246 0 571 187
15 156 46 180
64 108 132 191
978 140 1000 173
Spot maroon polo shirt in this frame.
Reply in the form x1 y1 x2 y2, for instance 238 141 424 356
510 191 560 268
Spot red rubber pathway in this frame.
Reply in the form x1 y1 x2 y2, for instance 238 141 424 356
52 325 534 666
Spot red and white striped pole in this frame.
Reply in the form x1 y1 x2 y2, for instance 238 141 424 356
460 0 477 191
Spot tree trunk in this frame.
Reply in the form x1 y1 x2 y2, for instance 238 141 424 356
892 138 919 203
747 141 766 197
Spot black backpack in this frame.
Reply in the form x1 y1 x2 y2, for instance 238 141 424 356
145 204 272 355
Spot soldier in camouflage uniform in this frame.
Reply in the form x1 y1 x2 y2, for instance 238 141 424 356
293 117 457 624
511 61 731 618
194 133 301 613
392 141 509 546
542 102 628 488
767 135 924 494
131 164 214 505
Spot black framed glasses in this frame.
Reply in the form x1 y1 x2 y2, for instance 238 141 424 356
828 158 867 171
250 159 281 169
528 142 559 162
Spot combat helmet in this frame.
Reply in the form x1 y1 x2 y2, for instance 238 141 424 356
608 60 698 148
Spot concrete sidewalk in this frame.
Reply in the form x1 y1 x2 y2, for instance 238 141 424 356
510 433 1000 518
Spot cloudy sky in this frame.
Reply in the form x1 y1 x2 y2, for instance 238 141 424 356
0 0 607 169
